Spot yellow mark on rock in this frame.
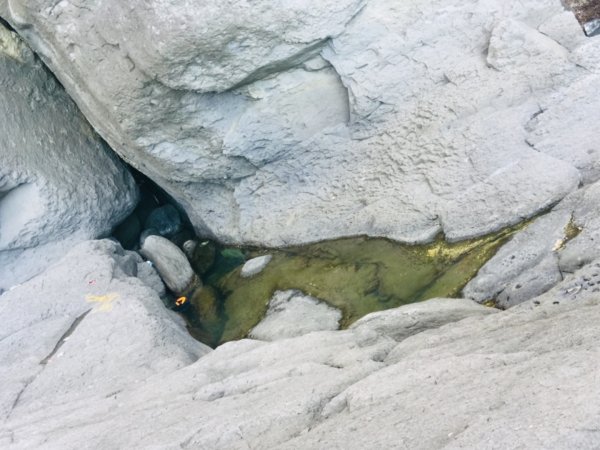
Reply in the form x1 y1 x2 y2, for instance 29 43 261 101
85 293 119 312
553 216 583 252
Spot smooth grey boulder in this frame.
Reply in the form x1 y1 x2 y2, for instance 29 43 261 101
139 235 198 295
240 255 272 278
249 290 342 341
0 0 593 246
184 239 217 276
0 23 137 290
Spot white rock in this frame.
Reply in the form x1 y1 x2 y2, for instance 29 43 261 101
139 235 198 295
1 0 594 246
249 290 342 341
240 255 272 278
0 23 137 290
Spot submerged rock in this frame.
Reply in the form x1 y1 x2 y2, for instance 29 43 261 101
184 240 217 276
204 229 515 345
250 290 342 341
241 255 272 278
0 23 137 290
139 235 199 295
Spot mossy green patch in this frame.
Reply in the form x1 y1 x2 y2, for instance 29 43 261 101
185 226 522 347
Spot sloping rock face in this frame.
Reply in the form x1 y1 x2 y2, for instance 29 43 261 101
2 246 600 449
0 240 210 434
0 23 137 290
0 0 594 246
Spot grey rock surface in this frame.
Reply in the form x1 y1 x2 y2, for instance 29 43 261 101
139 235 198 295
465 178 600 307
249 290 342 341
463 208 572 306
0 239 210 432
350 297 498 341
0 0 594 246
3 257 600 448
0 23 137 290
240 254 272 278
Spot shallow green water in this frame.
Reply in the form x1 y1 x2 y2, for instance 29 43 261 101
183 227 520 347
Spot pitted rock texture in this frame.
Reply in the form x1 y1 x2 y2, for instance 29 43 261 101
0 23 137 290
0 0 595 246
3 248 600 449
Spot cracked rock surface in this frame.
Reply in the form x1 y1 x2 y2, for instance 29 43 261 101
3 241 600 448
0 23 137 290
0 0 595 246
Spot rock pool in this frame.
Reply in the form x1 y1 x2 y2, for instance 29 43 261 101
181 225 522 347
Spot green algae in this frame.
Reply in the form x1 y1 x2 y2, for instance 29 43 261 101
184 226 523 347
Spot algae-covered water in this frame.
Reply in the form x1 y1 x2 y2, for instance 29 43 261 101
183 227 520 347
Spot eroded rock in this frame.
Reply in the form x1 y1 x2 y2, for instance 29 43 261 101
0 23 137 290
0 0 594 246
350 297 497 341
465 178 600 306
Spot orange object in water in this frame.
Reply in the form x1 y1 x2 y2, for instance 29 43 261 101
175 296 187 306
